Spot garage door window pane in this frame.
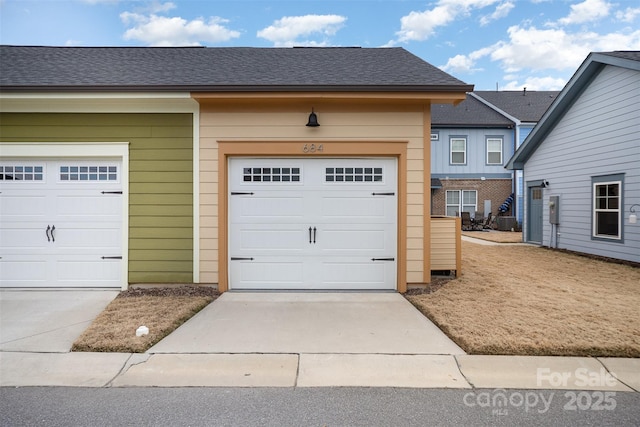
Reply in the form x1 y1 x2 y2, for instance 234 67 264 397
0 165 44 181
243 166 301 183
60 165 118 182
326 167 383 183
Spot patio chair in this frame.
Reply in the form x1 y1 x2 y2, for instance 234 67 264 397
481 212 493 229
460 211 474 231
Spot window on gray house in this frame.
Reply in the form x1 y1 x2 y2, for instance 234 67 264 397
593 178 622 240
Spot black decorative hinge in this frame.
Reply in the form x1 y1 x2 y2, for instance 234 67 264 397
231 257 254 261
101 256 123 260
371 258 395 261
371 192 395 196
101 191 123 194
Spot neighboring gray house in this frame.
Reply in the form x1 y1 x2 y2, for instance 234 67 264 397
471 90 558 223
507 51 640 263
431 94 515 220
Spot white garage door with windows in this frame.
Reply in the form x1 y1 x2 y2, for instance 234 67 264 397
229 158 397 290
0 159 123 288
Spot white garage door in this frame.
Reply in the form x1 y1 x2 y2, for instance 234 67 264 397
0 160 123 288
229 158 397 290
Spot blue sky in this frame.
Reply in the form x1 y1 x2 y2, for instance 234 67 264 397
1 0 639 90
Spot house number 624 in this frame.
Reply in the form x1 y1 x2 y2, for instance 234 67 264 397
303 144 323 153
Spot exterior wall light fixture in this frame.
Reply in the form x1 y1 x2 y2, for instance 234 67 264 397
306 108 320 127
630 204 639 224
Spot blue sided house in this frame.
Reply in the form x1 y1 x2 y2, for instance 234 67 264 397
507 51 640 263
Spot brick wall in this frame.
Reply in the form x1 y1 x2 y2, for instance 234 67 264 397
432 178 513 218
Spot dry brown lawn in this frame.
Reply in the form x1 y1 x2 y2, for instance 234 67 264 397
74 238 639 357
407 241 640 357
72 287 218 353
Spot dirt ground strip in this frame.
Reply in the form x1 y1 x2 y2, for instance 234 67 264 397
462 230 523 243
407 241 640 356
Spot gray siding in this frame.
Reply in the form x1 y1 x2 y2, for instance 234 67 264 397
523 65 640 262
431 128 514 177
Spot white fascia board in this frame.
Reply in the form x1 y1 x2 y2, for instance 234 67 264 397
0 92 199 113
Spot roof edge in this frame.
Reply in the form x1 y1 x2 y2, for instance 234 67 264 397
506 51 630 170
0 84 474 93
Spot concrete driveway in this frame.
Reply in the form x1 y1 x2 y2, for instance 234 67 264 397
149 292 465 355
0 290 118 353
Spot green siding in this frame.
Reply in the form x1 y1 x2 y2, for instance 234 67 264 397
0 113 193 284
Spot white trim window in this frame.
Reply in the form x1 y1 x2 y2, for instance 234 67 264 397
446 190 477 217
450 137 466 165
486 138 503 165
593 180 621 240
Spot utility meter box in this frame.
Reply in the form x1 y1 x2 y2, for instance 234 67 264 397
549 196 560 225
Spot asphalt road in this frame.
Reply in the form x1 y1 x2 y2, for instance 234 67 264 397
1 387 638 426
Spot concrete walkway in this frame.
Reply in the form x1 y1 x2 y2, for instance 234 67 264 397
1 290 639 391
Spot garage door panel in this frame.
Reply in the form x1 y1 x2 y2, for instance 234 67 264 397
0 194 48 219
56 257 121 284
55 193 121 218
230 259 304 290
320 260 393 289
233 194 305 222
321 228 389 252
0 224 51 251
237 227 306 252
53 224 122 250
0 258 48 285
320 195 389 220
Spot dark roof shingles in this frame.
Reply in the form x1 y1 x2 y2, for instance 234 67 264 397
473 90 559 122
0 46 472 92
431 95 514 127
599 51 640 62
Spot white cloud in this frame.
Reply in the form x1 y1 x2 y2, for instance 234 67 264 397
441 45 495 73
393 0 499 43
501 75 567 91
491 25 640 72
490 25 589 72
442 22 640 89
616 6 640 23
557 0 611 26
442 54 478 73
149 2 176 14
257 15 346 47
121 12 241 46
480 1 515 26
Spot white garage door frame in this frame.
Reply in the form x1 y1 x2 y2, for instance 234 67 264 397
217 140 409 293
0 142 130 290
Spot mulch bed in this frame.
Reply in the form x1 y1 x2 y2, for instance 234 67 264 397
405 277 453 295
117 286 220 299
